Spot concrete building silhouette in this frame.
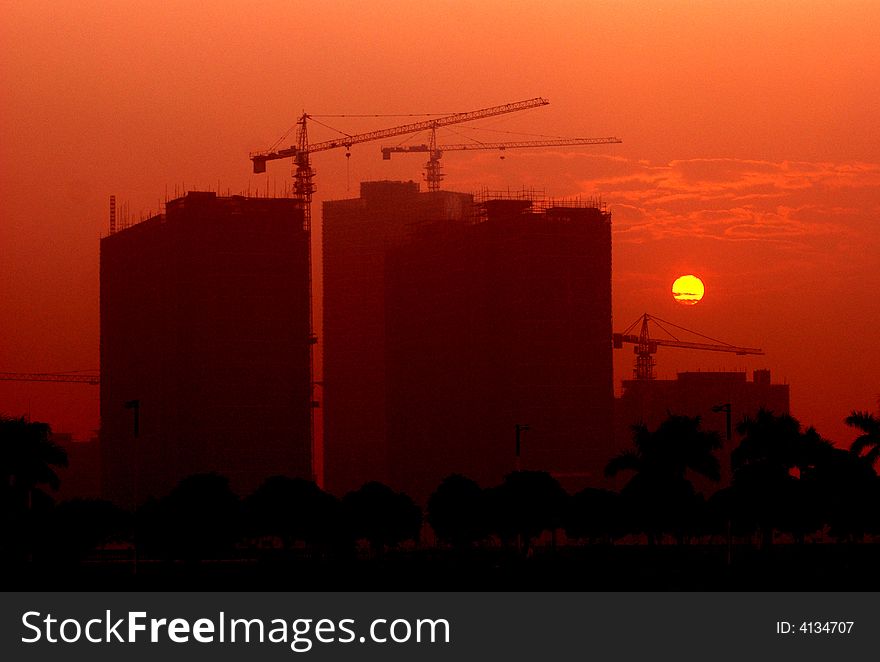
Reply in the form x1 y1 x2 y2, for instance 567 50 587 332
100 191 312 506
322 181 472 495
615 369 791 487
323 182 614 499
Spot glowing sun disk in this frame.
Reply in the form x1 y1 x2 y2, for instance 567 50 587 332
672 274 705 305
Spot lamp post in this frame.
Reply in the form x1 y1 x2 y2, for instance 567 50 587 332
124 399 140 577
124 399 140 438
712 402 732 566
515 423 530 472
711 402 731 442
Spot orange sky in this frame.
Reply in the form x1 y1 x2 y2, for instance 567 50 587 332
1 0 878 445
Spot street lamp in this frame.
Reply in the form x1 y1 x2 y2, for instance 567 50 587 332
124 399 140 438
712 402 733 566
515 423 530 471
124 398 140 576
712 403 731 441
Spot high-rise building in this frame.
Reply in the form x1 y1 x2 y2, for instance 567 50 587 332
322 181 473 495
100 191 312 506
384 193 614 500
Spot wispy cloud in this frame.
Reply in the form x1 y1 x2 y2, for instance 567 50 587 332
572 156 880 253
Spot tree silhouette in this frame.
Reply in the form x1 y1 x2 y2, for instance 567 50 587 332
427 474 488 548
805 444 877 541
0 415 68 511
846 410 880 468
564 487 622 544
342 482 421 554
141 473 241 561
41 499 128 562
487 471 568 553
245 476 342 549
730 409 828 547
605 415 721 543
0 415 68 559
733 410 823 477
607 415 722 483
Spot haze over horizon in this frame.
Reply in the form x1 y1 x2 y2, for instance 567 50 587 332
1 0 877 447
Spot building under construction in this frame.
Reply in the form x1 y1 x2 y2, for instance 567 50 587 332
100 191 313 506
323 182 614 499
322 181 473 495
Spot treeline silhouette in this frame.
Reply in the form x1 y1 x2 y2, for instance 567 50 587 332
2 409 880 586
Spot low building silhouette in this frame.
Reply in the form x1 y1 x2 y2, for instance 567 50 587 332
615 369 791 487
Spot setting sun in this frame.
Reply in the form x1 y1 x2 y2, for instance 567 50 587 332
672 274 705 305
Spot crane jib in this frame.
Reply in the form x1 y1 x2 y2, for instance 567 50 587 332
249 97 551 169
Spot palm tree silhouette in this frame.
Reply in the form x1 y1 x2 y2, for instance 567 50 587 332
731 409 828 548
0 415 68 560
807 444 877 541
846 410 880 468
605 414 721 544
0 415 68 512
733 409 824 477
606 415 722 484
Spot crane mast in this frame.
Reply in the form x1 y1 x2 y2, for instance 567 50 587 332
613 313 764 380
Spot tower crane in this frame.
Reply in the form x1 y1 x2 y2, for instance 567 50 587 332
382 136 622 191
251 98 549 487
0 372 99 385
249 97 550 229
612 313 764 381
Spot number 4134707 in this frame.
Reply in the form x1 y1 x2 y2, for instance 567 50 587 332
776 622 854 634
